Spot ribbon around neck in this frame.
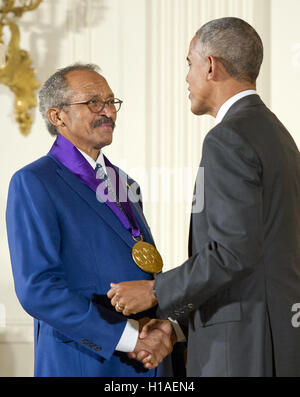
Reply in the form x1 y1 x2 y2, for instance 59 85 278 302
49 134 142 239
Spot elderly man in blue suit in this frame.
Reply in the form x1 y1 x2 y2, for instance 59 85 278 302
6 64 184 377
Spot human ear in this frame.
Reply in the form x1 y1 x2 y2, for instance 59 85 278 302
46 108 65 128
207 56 215 79
207 56 220 81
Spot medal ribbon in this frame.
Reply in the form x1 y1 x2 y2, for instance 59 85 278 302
49 134 142 239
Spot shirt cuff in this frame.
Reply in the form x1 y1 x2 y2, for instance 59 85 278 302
115 319 139 352
168 318 186 342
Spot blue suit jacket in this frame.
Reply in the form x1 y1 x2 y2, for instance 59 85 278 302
6 153 175 377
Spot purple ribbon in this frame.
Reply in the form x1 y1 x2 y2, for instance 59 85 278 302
49 134 142 239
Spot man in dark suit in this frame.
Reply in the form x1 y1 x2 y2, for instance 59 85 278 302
6 64 184 376
107 17 300 376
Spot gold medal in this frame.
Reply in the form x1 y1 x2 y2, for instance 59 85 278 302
132 238 163 274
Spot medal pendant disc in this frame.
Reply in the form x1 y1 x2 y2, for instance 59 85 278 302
132 241 163 274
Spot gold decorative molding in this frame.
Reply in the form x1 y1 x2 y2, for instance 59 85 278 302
0 0 42 136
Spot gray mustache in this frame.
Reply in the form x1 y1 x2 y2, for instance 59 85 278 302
92 117 115 129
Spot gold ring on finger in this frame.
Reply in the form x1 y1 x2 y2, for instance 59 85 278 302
116 302 124 311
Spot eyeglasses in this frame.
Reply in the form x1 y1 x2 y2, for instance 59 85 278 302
61 98 123 113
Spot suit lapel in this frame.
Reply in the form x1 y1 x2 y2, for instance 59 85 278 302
130 199 154 245
51 156 135 249
50 154 154 247
117 167 155 245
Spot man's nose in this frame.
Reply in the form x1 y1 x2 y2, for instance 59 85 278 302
101 103 116 119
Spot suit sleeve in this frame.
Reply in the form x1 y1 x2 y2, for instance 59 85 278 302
6 169 127 360
154 126 264 317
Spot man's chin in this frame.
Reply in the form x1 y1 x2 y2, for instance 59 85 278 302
101 137 113 148
190 101 209 116
94 135 113 150
191 106 205 116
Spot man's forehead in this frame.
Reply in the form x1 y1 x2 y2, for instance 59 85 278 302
66 70 114 97
187 36 200 57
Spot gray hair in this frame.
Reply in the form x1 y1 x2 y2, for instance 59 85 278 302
195 17 263 83
39 63 101 136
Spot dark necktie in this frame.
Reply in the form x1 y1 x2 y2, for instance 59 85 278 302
95 162 118 202
95 162 134 226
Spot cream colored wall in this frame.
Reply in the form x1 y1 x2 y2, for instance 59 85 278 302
0 0 298 377
271 0 300 149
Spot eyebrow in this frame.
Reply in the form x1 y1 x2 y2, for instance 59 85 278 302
85 93 115 101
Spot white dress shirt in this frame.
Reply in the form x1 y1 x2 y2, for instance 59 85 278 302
214 89 257 126
77 149 107 174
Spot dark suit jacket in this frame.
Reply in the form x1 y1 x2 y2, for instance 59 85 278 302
155 95 300 376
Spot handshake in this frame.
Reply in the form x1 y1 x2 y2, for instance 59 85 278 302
107 279 178 369
129 317 177 369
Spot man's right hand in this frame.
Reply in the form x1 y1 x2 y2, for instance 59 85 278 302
128 318 177 369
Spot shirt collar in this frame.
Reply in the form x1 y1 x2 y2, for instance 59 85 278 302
214 89 257 126
77 148 107 173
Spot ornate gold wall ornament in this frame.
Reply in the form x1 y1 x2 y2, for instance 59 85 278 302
0 0 42 136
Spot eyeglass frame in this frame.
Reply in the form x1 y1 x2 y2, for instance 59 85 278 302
60 97 123 113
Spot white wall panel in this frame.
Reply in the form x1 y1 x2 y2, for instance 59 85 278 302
271 0 300 149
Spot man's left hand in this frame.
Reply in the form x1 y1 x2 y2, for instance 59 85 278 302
107 280 157 315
